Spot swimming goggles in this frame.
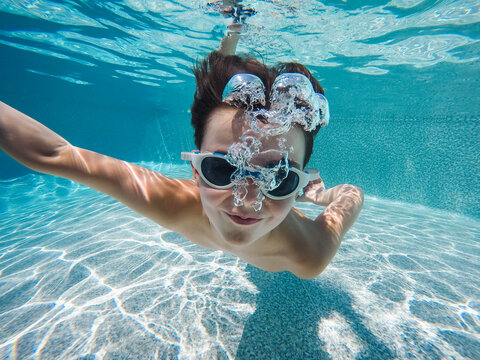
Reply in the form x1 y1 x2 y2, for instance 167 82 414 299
181 151 319 200
222 72 330 129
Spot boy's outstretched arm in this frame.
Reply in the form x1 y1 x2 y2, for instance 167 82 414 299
0 101 70 172
0 101 197 229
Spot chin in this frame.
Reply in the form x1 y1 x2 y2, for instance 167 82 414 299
222 229 257 247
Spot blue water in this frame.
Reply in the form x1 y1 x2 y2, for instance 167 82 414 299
0 1 479 359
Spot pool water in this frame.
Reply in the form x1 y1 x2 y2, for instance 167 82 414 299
1 1 479 359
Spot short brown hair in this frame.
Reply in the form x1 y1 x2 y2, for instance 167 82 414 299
190 51 325 167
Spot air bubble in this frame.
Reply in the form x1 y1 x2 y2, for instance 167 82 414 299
222 72 329 211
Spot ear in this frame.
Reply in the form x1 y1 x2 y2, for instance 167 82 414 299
190 162 200 186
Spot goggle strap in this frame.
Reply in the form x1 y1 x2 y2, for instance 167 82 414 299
180 151 199 161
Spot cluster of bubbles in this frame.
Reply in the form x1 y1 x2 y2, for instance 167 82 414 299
226 136 291 211
222 72 329 211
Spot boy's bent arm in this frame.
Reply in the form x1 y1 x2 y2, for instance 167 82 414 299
298 179 364 249
313 184 364 243
0 101 197 228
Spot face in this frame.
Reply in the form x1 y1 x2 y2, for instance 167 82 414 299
195 106 306 248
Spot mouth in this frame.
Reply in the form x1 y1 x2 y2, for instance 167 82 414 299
226 212 263 225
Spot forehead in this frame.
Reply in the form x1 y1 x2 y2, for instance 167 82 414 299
201 106 306 167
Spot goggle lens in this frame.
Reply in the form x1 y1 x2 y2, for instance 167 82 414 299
267 170 299 198
201 156 236 187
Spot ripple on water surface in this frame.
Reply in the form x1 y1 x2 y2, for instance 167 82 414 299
0 0 478 84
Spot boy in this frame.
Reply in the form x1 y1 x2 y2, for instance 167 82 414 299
0 34 363 280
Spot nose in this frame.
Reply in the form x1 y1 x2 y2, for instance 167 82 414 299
241 178 264 206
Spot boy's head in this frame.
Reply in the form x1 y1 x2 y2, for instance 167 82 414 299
187 52 328 244
190 51 326 168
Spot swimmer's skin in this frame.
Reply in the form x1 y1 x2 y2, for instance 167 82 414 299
0 35 363 279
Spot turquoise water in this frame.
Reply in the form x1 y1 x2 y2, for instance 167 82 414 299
1 1 479 359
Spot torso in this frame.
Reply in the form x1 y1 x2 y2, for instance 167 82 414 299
165 184 322 278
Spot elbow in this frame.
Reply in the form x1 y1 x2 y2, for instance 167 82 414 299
296 265 328 280
295 240 340 280
345 184 364 204
26 143 73 175
354 187 365 218
342 185 364 213
357 186 364 201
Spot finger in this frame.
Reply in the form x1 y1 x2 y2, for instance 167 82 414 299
302 182 315 192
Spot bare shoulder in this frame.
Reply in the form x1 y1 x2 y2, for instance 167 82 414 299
141 174 203 227
280 207 341 279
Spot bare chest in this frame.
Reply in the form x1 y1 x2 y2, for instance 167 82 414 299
171 203 320 277
181 221 315 276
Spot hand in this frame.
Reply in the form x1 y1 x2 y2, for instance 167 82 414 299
227 23 243 33
296 177 325 204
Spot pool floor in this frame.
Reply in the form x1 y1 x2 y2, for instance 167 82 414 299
0 169 479 359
